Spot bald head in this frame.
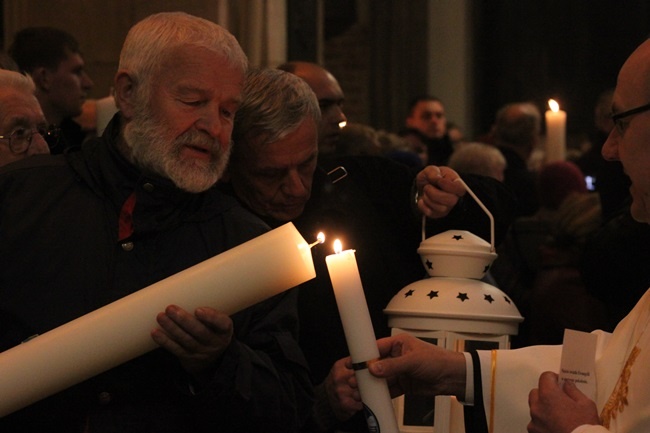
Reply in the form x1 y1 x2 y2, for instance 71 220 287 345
494 102 541 159
602 38 650 223
278 61 347 154
613 39 650 113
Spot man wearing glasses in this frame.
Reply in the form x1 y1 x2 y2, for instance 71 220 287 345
344 37 650 433
0 69 56 167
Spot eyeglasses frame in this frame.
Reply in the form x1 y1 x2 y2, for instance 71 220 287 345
0 127 61 154
611 102 650 134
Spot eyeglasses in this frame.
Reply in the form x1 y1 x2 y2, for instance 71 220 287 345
610 102 650 134
0 126 61 154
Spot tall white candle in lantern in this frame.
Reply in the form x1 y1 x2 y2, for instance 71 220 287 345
326 240 399 433
545 98 567 162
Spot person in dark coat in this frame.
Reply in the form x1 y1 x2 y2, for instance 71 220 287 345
0 12 311 433
222 66 515 432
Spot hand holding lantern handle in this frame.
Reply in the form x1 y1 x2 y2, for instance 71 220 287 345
419 176 495 252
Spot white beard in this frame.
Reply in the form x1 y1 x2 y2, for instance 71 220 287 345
123 106 230 193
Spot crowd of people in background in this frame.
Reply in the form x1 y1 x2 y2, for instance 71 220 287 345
0 11 649 433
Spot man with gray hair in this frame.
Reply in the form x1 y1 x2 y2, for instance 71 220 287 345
223 67 516 432
0 69 52 166
226 68 321 223
0 12 311 432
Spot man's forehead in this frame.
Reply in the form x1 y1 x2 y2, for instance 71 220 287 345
162 47 243 93
296 70 343 100
415 100 444 112
616 39 650 106
0 89 43 114
57 49 85 68
251 124 318 164
411 104 443 120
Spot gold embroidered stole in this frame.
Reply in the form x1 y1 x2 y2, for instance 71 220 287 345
600 304 650 428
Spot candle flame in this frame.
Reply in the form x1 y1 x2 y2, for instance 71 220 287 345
333 239 343 254
339 120 347 129
548 99 560 112
309 232 326 249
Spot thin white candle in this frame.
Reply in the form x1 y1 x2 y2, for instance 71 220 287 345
0 222 315 418
326 240 398 433
545 98 567 162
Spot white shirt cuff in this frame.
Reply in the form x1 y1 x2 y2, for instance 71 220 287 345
462 351 474 405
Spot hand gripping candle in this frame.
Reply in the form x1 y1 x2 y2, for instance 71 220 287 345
0 223 316 418
326 240 399 433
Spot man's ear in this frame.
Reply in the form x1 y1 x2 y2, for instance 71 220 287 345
114 70 137 120
30 67 51 91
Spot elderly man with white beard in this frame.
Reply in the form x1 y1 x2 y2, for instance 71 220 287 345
0 12 311 433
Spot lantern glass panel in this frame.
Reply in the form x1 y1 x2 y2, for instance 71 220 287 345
463 339 500 351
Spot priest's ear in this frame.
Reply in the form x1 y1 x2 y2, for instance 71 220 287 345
113 70 138 120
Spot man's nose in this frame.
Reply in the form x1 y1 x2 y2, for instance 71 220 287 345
82 72 94 90
601 129 619 161
334 106 347 127
196 105 227 141
30 133 50 156
282 170 309 197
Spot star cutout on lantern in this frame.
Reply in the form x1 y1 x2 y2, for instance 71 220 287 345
452 235 463 241
426 259 433 270
405 289 415 298
504 296 511 304
457 292 469 302
484 294 494 303
483 265 490 273
427 290 439 299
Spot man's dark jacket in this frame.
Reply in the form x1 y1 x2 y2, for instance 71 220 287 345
0 116 312 432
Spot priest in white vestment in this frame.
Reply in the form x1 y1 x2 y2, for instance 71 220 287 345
363 37 650 433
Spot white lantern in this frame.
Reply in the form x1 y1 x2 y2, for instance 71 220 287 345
384 179 523 433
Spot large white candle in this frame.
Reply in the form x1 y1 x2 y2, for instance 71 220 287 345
325 240 399 433
0 222 315 418
545 98 567 162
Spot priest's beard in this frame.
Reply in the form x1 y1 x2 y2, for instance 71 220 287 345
123 104 231 193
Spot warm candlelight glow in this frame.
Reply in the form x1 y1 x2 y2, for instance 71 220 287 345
339 120 347 129
333 239 343 254
545 98 567 162
309 232 326 248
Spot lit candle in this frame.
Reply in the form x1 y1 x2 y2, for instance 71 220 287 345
326 240 399 433
545 98 567 162
0 222 316 417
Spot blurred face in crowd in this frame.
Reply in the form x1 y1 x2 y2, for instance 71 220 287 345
0 88 49 166
121 45 243 193
45 50 94 122
407 99 447 140
602 39 650 224
292 64 346 154
229 118 319 222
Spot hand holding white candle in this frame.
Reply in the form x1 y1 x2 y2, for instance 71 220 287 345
0 223 316 418
545 98 567 162
326 239 398 433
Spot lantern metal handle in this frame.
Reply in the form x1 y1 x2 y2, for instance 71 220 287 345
420 177 495 252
